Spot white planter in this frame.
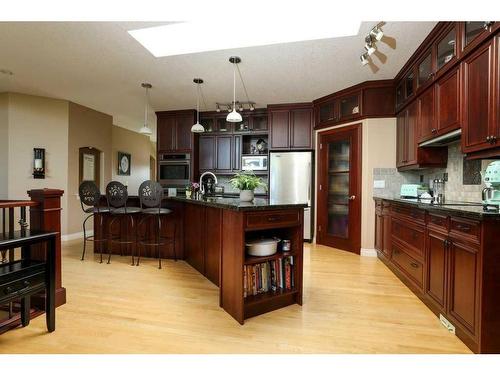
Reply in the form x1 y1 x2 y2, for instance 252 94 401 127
239 190 254 202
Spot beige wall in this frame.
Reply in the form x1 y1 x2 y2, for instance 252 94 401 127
0 93 8 198
5 93 69 233
111 125 152 194
67 102 113 236
314 118 396 252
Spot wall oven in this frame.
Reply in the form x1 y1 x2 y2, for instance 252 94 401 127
158 153 191 187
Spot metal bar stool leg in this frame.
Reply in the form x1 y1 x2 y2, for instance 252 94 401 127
129 214 136 266
157 215 162 269
107 216 118 264
173 220 177 262
81 214 94 261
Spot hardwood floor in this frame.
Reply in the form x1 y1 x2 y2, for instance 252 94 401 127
0 241 470 353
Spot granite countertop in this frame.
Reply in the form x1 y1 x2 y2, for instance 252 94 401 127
373 195 500 219
166 195 308 211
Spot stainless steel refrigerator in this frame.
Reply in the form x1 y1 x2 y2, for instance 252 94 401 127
269 151 313 241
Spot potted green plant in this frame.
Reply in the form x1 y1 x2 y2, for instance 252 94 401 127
229 171 267 202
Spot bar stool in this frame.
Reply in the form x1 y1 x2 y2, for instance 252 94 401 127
136 180 176 268
105 181 141 265
78 181 109 261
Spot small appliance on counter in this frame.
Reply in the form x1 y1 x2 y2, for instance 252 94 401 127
482 160 500 211
400 184 428 199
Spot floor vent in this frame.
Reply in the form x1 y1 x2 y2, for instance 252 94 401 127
440 314 456 334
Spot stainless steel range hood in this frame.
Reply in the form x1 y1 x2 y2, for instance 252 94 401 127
419 129 461 147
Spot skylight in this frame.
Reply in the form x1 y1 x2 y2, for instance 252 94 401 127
128 20 360 57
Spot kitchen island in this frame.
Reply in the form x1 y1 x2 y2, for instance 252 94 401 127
94 195 306 324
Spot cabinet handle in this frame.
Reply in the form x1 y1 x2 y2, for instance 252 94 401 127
410 262 419 269
492 136 498 143
267 216 279 222
431 128 437 134
455 224 471 232
348 195 356 201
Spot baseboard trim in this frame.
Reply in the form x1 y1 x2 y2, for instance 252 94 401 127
360 248 377 257
62 231 92 242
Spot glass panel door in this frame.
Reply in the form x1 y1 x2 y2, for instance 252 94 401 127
464 22 488 46
437 29 456 70
327 140 350 238
418 52 432 87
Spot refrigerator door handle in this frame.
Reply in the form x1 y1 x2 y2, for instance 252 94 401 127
307 162 312 206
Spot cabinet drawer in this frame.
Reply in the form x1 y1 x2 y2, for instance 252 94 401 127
391 243 424 289
427 212 448 231
391 218 425 258
391 204 425 223
450 217 480 242
0 271 45 301
245 210 300 229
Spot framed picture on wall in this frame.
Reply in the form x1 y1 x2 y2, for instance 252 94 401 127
117 151 131 176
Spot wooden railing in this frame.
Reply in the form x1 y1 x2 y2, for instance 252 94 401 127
0 200 38 263
0 189 66 333
0 199 39 328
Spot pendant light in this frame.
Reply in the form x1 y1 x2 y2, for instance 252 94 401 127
191 78 205 133
226 56 243 123
139 83 153 135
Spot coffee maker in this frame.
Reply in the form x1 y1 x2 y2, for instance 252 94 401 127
482 160 500 211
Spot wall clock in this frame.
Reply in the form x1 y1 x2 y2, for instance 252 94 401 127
117 152 131 176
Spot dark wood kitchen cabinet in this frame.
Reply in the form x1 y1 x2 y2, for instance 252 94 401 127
461 21 498 56
461 37 498 155
269 103 313 150
426 230 448 310
183 203 221 286
435 66 461 135
396 101 447 171
156 110 196 152
216 135 232 172
198 136 216 171
374 198 500 353
198 134 242 174
448 237 479 335
417 86 435 142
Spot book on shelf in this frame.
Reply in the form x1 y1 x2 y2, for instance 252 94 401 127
244 255 295 298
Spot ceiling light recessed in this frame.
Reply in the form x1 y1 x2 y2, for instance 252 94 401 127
128 20 360 57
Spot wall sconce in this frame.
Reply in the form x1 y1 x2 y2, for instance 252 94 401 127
33 148 45 179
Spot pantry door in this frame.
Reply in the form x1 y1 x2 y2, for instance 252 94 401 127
317 124 362 254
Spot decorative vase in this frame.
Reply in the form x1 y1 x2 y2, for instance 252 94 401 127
240 189 254 202
185 190 192 198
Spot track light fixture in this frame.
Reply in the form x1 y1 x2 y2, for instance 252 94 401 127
249 103 255 111
360 53 369 66
360 23 385 66
370 26 384 41
216 101 256 112
364 36 376 56
216 103 221 112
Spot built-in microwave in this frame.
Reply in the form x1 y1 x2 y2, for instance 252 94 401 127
241 155 268 171
158 153 191 187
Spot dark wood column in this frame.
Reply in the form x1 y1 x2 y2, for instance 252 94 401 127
27 188 66 307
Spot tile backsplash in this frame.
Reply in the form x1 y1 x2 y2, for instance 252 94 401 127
373 142 494 202
216 175 268 195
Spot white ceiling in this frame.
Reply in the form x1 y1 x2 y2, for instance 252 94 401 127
0 21 436 140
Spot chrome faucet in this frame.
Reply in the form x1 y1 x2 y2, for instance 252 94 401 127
199 171 218 196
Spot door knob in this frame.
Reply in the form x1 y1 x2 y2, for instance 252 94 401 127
348 195 356 201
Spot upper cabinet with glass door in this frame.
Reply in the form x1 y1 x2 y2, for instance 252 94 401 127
461 22 497 55
338 94 360 122
417 50 433 90
436 26 457 72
